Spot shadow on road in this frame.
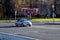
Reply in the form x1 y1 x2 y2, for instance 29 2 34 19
33 22 60 25
0 26 26 28
0 22 60 28
0 26 17 28
45 23 60 25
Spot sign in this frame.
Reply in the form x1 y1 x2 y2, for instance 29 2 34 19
21 8 40 14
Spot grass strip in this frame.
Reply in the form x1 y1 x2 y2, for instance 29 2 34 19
0 18 60 22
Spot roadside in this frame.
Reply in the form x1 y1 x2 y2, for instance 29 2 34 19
0 18 60 23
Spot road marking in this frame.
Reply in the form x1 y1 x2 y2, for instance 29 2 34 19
0 32 40 40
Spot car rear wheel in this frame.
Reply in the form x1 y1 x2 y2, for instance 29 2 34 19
16 24 18 27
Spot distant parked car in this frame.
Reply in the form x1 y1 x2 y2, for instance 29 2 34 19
15 18 32 27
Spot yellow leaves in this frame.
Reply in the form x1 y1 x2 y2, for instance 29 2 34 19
15 0 30 10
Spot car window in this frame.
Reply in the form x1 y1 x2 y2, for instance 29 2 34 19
21 19 27 21
17 19 20 21
17 18 27 22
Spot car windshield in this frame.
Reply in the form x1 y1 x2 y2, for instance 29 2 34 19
17 18 27 22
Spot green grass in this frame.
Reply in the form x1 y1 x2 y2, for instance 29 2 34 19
30 18 60 22
0 20 15 22
0 18 60 22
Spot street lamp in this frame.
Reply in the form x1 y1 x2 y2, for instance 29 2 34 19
52 4 56 23
51 0 56 23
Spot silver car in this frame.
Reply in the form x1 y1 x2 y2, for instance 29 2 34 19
15 18 32 27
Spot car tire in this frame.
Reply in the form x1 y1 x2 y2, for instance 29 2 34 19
16 24 18 27
27 24 31 27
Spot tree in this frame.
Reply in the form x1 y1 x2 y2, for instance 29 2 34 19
3 0 15 18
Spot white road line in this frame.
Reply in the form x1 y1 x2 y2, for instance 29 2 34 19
0 32 40 40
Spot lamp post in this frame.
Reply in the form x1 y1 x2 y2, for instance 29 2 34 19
52 0 56 23
52 4 56 23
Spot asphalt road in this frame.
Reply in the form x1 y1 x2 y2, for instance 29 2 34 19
0 22 60 40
